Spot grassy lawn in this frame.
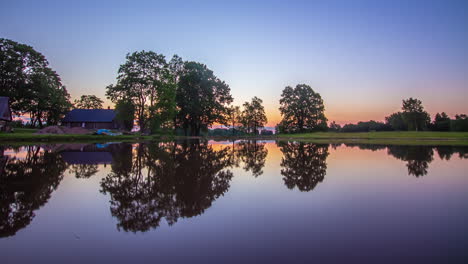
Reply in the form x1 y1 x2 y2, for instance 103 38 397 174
0 128 163 143
275 131 468 145
2 129 468 145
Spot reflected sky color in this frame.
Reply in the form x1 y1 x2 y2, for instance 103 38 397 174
1 0 467 125
1 141 467 262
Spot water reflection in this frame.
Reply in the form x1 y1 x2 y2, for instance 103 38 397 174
100 140 234 232
344 144 468 177
235 140 268 177
0 146 67 238
278 142 329 192
0 141 467 237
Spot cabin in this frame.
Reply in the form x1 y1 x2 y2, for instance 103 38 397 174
0 97 13 132
61 109 121 129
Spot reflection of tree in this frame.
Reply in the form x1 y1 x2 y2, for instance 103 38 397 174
235 140 268 177
278 142 329 192
68 164 99 178
387 146 434 177
0 147 67 238
100 140 233 233
435 146 468 160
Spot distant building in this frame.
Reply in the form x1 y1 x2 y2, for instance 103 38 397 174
0 97 13 132
61 109 121 129
260 129 273 135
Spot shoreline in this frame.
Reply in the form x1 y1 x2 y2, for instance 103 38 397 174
1 130 468 146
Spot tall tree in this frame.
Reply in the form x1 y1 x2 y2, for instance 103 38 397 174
226 105 241 135
176 62 233 136
74 95 104 109
0 38 71 127
106 51 174 133
401 98 430 131
240 97 267 134
240 96 267 134
279 84 327 133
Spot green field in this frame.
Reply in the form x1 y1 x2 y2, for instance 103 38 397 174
0 128 161 144
275 131 468 145
2 129 468 145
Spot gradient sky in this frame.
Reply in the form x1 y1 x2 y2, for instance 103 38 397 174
1 0 467 126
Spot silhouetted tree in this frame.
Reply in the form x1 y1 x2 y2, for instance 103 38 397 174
106 51 175 133
0 38 72 127
401 98 430 131
176 62 233 136
74 95 104 109
240 96 267 134
385 112 407 131
279 84 327 133
279 142 329 191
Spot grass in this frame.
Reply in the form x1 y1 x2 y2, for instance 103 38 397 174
274 131 468 145
0 128 166 143
2 129 468 146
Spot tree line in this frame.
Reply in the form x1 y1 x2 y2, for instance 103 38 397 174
328 98 468 133
2 38 466 133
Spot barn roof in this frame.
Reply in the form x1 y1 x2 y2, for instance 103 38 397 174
0 96 12 122
62 109 116 123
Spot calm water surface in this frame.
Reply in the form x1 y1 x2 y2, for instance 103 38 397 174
1 140 467 263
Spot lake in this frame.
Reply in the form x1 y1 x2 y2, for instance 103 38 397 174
1 140 467 263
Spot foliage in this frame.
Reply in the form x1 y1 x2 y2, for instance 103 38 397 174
240 96 267 134
0 146 67 237
279 84 327 133
451 114 468 132
328 121 341 132
341 120 392 132
106 51 174 133
225 105 241 135
176 62 233 136
431 112 451 131
74 95 104 109
401 98 430 131
0 38 72 127
385 112 407 131
278 142 329 191
114 99 135 131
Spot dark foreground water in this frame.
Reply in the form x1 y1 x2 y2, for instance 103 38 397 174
1 140 467 263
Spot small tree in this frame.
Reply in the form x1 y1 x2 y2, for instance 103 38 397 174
74 95 104 109
328 121 341 132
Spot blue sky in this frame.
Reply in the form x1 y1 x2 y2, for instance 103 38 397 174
1 0 467 125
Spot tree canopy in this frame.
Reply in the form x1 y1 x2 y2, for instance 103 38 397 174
240 96 267 134
106 51 175 133
74 95 104 109
279 84 327 133
0 38 72 127
176 62 233 136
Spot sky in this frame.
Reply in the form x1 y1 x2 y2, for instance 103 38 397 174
1 0 467 126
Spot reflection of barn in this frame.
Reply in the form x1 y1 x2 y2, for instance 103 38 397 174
61 109 121 129
0 97 13 132
59 144 114 165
